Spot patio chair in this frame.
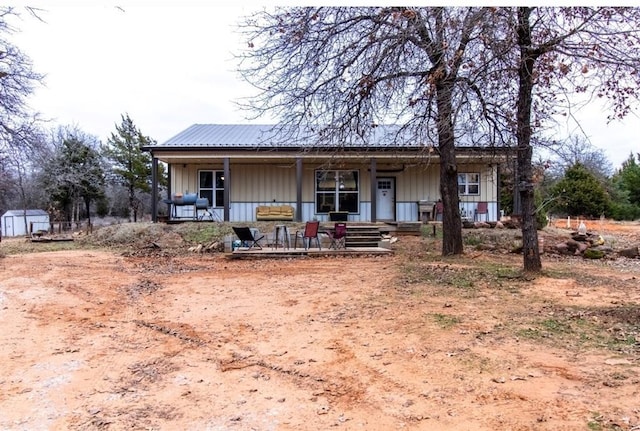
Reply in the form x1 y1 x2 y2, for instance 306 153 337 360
433 200 444 221
325 222 347 249
232 226 265 250
294 221 321 250
474 201 488 222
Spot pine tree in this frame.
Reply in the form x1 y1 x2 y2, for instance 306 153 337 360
551 163 610 218
104 114 155 222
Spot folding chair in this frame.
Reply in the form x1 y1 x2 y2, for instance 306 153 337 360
294 221 321 250
232 226 265 250
325 222 347 249
433 200 444 221
474 202 488 222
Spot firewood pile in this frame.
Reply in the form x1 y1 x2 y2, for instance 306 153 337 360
187 241 224 253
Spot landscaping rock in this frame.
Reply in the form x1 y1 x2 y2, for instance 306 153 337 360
576 242 589 255
584 248 605 259
474 221 491 229
617 246 639 259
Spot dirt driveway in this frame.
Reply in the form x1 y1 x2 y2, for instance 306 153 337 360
0 225 639 430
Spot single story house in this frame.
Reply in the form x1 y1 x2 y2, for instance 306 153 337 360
1 209 50 237
144 124 509 223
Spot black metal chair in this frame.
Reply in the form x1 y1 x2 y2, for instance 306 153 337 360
232 226 265 250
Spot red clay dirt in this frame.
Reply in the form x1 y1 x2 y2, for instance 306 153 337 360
0 221 638 430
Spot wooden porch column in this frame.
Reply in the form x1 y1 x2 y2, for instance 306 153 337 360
370 158 377 222
296 157 302 222
151 157 158 222
223 157 230 222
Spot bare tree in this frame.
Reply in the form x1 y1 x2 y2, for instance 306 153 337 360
238 7 507 255
43 126 106 227
0 7 43 156
0 6 46 227
545 135 613 179
507 7 640 272
0 129 50 232
237 7 640 264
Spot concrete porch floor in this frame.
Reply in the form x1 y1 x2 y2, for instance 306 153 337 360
227 245 393 259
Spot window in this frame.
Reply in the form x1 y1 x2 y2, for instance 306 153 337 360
199 170 224 207
315 170 359 213
378 179 392 191
458 173 480 195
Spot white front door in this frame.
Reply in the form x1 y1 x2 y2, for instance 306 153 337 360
376 178 395 221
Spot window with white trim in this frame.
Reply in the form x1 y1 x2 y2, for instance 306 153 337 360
315 170 359 213
198 170 224 207
458 173 480 195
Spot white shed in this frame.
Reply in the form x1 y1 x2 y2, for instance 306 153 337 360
1 209 50 237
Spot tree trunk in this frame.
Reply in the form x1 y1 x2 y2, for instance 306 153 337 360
73 200 80 226
129 184 136 223
85 197 91 227
436 78 463 256
516 8 542 272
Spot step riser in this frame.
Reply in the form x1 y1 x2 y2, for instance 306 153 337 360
344 226 381 248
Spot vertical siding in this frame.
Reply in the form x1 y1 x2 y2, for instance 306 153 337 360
458 163 499 222
395 164 441 202
172 165 198 196
170 160 501 222
457 163 498 202
230 164 297 222
232 164 297 203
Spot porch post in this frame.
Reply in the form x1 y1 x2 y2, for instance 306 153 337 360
167 163 173 200
370 158 377 222
496 163 501 221
296 157 302 222
223 157 230 222
151 156 158 222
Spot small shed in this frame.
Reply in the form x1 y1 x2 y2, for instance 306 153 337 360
1 209 50 237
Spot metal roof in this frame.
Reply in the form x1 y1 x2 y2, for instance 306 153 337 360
161 124 275 148
2 209 49 217
152 124 440 150
147 124 514 157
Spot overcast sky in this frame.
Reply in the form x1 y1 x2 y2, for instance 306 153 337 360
8 4 639 169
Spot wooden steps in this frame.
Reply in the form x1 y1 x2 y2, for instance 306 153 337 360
344 225 382 248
